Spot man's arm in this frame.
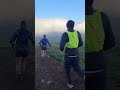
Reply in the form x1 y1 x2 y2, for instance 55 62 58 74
29 31 35 46
77 31 83 47
39 39 42 47
10 32 17 44
59 32 69 51
101 12 116 50
9 31 17 50
46 39 51 47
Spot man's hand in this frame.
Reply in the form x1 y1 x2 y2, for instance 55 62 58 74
11 43 15 50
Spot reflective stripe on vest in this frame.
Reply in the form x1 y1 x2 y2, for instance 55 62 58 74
66 30 79 48
86 10 105 53
85 70 103 74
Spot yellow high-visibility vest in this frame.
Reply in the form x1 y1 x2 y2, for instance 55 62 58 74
86 10 105 53
66 30 79 48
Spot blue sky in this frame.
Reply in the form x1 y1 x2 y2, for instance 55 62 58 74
35 0 85 23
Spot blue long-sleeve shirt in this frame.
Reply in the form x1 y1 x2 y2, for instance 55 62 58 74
10 29 35 49
60 29 83 56
39 37 51 47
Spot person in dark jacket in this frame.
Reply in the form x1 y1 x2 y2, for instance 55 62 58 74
10 21 35 81
85 0 115 90
60 20 85 88
39 35 51 60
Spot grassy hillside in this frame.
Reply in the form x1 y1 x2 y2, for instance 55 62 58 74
47 43 85 70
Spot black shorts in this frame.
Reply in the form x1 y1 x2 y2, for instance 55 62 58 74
41 46 47 50
15 48 28 57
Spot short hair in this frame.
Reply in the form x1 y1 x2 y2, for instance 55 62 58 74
43 35 46 37
20 20 26 26
86 0 94 7
66 20 75 29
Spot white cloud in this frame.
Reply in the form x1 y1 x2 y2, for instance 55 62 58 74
75 21 85 32
35 18 85 36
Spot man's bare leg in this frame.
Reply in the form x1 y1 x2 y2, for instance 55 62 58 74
44 50 46 57
21 57 26 75
16 57 22 75
41 50 45 61
16 57 24 80
41 50 44 58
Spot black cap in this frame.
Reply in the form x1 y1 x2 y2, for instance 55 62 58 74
66 20 75 29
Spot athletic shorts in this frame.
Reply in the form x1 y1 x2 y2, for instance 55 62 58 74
41 46 47 50
15 48 28 57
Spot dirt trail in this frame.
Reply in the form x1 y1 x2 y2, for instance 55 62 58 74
0 47 84 90
35 48 85 90
0 47 34 90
